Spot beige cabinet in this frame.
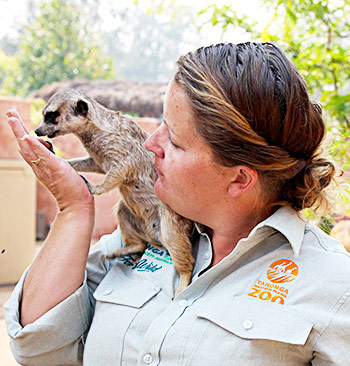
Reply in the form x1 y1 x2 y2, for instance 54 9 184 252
0 159 36 284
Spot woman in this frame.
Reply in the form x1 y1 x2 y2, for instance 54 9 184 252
5 42 350 365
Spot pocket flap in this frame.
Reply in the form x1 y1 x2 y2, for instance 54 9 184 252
196 297 312 345
93 267 161 308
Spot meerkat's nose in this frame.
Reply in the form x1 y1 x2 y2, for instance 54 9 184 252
35 127 45 136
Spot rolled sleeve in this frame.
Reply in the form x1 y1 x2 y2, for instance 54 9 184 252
4 270 91 365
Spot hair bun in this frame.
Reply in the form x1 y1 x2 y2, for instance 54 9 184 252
286 156 337 211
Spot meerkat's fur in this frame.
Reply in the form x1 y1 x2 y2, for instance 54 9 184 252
35 88 194 298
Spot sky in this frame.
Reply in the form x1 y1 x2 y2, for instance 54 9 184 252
0 0 271 40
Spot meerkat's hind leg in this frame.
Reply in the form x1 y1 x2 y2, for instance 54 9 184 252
106 201 149 259
160 205 194 298
174 272 193 299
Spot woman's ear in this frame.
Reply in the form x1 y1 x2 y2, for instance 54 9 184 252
227 165 259 198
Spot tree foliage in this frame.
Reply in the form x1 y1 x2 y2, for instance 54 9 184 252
0 0 115 96
0 49 15 84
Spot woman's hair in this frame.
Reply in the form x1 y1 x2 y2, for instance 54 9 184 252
174 42 337 212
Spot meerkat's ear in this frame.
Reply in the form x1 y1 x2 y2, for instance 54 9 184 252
75 100 89 117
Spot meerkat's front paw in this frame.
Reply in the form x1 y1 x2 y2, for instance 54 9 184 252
79 178 106 195
90 184 107 195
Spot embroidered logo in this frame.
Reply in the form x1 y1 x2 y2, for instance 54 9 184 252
248 259 299 305
143 244 173 265
267 259 298 283
132 259 163 272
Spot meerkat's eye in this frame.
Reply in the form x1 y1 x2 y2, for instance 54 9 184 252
45 111 60 124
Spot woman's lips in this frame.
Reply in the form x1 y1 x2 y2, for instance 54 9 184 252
153 161 164 177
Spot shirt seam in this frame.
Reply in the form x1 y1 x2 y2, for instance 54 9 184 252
311 289 350 348
76 280 91 330
305 227 350 257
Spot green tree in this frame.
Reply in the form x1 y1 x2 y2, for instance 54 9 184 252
0 49 15 84
1 0 115 96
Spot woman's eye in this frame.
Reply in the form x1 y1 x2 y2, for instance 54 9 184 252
163 121 181 149
169 137 180 149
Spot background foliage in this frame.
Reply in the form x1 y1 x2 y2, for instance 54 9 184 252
0 0 200 93
0 0 115 96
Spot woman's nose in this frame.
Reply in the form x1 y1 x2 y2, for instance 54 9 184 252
144 128 165 158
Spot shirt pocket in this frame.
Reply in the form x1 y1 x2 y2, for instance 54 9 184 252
92 264 161 307
196 296 313 346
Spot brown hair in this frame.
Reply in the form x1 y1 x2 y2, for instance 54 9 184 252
174 42 337 211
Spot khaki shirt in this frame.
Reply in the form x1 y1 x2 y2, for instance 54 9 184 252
5 206 350 365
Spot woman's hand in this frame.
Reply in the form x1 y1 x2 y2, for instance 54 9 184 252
7 109 94 211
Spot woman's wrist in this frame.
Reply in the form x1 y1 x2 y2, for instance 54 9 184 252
58 200 95 222
57 186 95 213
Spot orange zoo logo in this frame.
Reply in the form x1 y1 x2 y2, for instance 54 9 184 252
267 259 299 283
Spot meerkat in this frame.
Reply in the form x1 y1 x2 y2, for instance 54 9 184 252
35 88 194 298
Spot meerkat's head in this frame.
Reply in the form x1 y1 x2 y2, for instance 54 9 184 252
35 88 95 138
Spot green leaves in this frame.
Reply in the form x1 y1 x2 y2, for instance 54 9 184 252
1 0 115 97
197 4 258 35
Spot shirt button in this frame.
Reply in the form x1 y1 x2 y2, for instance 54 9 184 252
243 319 253 330
143 353 153 364
204 251 211 259
103 289 113 296
179 299 188 307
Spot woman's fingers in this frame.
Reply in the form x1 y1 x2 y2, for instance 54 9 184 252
7 116 27 139
7 109 59 173
21 132 93 208
7 111 53 163
7 109 29 136
7 111 39 163
21 134 70 179
22 134 52 159
8 109 54 153
7 109 93 209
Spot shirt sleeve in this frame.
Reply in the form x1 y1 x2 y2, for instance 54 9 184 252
311 290 350 366
3 228 124 366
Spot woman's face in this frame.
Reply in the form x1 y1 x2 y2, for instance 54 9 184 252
144 79 233 225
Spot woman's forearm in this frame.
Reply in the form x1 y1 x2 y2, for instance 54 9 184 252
20 204 95 326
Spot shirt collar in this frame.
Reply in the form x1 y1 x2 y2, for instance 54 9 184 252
194 205 305 258
247 205 306 258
